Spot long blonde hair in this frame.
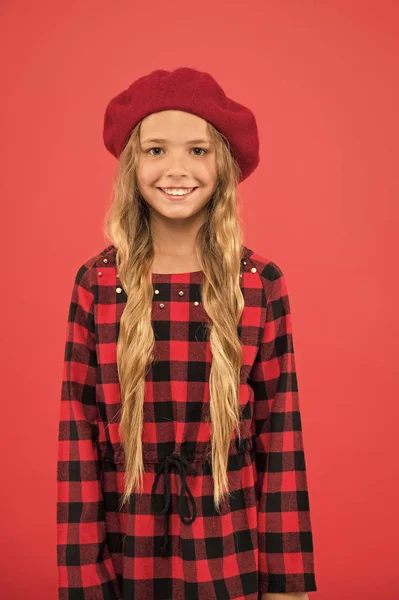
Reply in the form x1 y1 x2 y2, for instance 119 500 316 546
103 118 246 513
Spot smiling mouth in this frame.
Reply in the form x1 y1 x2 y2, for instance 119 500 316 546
157 187 199 199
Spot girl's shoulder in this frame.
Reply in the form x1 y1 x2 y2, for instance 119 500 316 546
75 244 115 269
242 245 287 308
71 244 116 289
89 244 116 266
243 244 285 283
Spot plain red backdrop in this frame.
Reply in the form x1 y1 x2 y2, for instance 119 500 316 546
1 0 398 598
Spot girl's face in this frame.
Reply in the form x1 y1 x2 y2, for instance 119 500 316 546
136 110 217 222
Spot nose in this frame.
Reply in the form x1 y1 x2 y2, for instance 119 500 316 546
164 152 191 176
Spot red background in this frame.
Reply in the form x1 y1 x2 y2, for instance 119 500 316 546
1 0 398 598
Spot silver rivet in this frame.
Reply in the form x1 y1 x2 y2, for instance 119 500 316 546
243 260 247 265
116 287 122 293
154 289 160 295
103 258 108 263
178 290 184 296
250 267 257 273
194 301 199 306
159 303 165 308
116 273 119 278
98 271 102 276
240 273 242 278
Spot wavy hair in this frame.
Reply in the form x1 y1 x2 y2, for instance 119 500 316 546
103 117 246 513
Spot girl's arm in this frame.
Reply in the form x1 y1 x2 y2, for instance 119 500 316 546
57 263 121 599
249 263 318 595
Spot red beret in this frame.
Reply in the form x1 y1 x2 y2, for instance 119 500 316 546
103 67 259 182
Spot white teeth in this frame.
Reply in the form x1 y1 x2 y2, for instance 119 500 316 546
161 188 194 196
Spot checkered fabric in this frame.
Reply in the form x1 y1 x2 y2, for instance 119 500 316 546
57 244 318 599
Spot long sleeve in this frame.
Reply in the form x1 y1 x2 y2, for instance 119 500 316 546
57 263 121 600
249 264 317 594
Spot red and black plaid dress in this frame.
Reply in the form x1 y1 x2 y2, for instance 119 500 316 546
57 243 318 600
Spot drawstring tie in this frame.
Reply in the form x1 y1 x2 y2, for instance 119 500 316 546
150 453 197 555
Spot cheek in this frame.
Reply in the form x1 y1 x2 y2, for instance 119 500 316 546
136 160 160 184
199 159 217 183
185 164 216 199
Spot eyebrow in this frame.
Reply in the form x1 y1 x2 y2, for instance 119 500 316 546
141 138 212 145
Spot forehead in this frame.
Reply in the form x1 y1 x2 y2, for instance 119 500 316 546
140 110 210 141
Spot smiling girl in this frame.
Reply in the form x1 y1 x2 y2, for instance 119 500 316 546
57 67 318 600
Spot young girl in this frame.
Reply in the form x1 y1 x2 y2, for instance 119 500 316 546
57 67 318 600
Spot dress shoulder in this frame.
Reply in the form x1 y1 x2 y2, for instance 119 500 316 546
80 244 116 268
243 246 286 304
73 244 116 285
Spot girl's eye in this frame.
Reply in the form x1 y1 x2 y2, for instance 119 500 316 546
191 148 207 156
146 147 208 156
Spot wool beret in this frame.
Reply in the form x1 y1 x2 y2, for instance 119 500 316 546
103 67 259 182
